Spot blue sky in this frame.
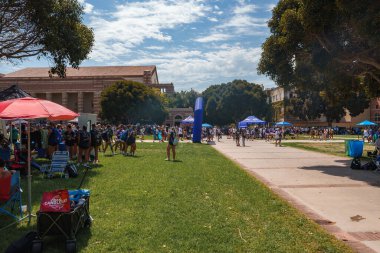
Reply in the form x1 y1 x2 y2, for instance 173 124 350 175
0 0 278 91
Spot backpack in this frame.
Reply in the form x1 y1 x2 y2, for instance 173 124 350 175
101 131 108 141
95 131 102 146
79 131 90 148
66 164 78 178
361 161 377 171
121 130 128 141
350 158 361 170
91 130 102 146
5 231 38 253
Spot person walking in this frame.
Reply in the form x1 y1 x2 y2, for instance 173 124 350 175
241 128 246 147
102 124 114 156
90 124 101 164
235 128 240 146
274 128 282 147
166 128 177 161
64 124 76 160
78 125 91 165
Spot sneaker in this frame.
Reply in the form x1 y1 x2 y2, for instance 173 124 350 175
165 158 170 161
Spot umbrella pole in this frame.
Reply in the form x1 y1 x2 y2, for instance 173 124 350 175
27 121 32 223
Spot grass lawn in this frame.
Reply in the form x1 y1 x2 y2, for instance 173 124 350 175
0 143 352 252
283 141 374 159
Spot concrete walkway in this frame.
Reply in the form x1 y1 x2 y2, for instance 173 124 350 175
212 138 380 253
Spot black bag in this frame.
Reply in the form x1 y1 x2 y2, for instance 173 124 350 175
79 131 90 148
351 158 361 170
361 161 377 171
66 164 78 178
5 231 38 253
95 131 103 146
90 129 102 146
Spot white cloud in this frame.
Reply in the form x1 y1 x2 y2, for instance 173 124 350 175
266 4 276 12
194 33 231 43
194 1 268 44
87 0 210 61
233 4 257 14
123 45 269 91
208 17 218 22
145 46 165 50
78 0 94 14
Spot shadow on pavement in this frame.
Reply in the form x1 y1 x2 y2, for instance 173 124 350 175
299 159 380 187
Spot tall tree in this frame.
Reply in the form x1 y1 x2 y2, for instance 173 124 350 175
202 80 271 125
258 0 379 122
167 89 200 108
100 81 167 124
0 0 94 77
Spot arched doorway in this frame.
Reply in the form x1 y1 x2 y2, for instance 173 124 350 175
174 115 182 126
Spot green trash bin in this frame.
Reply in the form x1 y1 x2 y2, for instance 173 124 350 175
345 140 350 156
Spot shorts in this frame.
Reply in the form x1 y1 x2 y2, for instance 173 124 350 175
126 138 136 145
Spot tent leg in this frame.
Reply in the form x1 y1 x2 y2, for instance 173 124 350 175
27 121 32 223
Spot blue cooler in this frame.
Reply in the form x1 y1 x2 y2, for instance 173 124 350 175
348 140 363 158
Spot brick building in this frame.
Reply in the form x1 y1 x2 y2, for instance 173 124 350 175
164 108 194 126
0 66 174 115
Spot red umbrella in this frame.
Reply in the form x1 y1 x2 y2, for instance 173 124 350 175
0 97 79 223
0 97 78 120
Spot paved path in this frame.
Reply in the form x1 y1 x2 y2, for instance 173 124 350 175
212 138 380 253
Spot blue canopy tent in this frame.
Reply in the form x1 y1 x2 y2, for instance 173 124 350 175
238 116 266 128
357 120 377 126
181 115 194 124
275 121 292 127
202 123 213 128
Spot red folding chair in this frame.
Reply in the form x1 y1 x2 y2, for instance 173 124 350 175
0 171 23 220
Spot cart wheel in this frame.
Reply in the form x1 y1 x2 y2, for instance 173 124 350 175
31 240 43 253
65 240 76 253
84 218 92 227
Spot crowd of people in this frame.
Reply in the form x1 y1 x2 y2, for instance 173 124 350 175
5 122 188 165
4 121 378 166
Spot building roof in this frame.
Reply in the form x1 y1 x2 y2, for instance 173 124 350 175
4 66 156 78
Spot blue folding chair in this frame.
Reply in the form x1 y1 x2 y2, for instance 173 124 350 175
44 151 69 178
0 171 23 220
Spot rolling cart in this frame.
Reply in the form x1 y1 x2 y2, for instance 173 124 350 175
32 165 92 253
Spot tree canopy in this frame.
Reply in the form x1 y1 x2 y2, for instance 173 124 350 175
100 81 168 124
202 80 271 125
167 89 200 109
0 0 94 77
258 0 379 122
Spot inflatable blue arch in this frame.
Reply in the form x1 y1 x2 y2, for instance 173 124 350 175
192 97 203 143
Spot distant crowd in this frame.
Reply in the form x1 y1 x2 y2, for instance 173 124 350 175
4 123 195 164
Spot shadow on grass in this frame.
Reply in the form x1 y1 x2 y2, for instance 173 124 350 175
299 159 380 187
0 165 97 251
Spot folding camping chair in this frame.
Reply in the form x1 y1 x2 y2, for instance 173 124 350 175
0 171 23 220
43 151 69 178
